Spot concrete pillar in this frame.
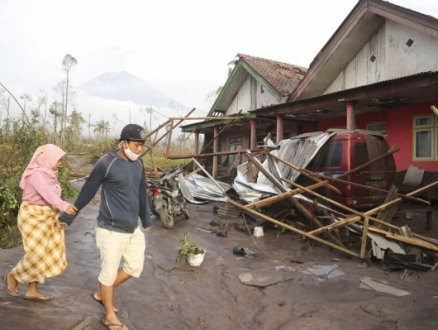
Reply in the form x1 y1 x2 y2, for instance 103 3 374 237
346 101 356 131
212 126 219 178
250 119 257 149
276 114 283 143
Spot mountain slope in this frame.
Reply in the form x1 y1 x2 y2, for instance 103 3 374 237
78 71 182 108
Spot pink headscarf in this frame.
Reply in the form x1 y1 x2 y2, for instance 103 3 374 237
19 144 66 190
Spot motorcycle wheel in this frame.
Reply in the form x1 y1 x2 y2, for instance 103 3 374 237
183 205 190 219
159 199 174 229
148 193 159 217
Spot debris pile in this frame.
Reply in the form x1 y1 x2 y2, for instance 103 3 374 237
182 133 438 272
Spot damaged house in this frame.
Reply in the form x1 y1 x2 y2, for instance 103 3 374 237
174 0 438 268
178 0 438 201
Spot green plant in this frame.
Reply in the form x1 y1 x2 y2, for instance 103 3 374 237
176 231 205 264
273 224 287 238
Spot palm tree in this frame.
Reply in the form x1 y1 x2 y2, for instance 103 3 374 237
61 54 77 147
68 109 86 144
93 118 111 140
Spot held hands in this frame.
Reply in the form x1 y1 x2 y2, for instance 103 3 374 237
66 204 78 215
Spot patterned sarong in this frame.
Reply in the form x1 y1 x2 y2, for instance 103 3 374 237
11 202 67 284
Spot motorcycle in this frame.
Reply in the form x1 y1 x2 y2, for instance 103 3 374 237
146 167 190 228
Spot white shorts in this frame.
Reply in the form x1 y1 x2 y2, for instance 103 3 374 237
95 226 146 286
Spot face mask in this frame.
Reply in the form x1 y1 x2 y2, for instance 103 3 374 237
119 141 140 161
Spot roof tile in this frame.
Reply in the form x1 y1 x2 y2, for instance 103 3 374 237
238 53 307 97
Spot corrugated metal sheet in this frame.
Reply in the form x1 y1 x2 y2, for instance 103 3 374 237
233 132 333 203
185 174 230 202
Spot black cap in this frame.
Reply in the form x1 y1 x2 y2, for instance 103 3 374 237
120 124 147 142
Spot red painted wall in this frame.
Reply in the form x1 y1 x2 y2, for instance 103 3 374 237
386 101 438 171
304 100 438 172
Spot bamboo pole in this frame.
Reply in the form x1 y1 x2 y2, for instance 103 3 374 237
141 108 196 156
282 178 438 254
168 116 244 120
282 178 400 230
165 119 174 160
298 167 429 205
247 145 399 213
307 181 438 236
245 151 346 248
198 110 242 155
244 180 338 209
268 153 341 195
169 147 267 160
228 199 360 258
360 216 370 259
366 227 438 252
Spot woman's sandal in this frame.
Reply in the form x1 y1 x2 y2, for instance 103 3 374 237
3 273 20 297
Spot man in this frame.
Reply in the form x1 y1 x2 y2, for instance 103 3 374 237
60 124 151 330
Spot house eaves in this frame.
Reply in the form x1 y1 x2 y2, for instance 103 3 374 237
207 61 281 118
207 54 307 117
180 112 257 133
254 71 438 121
289 0 438 101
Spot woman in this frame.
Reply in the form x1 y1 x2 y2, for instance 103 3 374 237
4 144 77 300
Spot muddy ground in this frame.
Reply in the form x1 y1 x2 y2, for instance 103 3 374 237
2 157 438 329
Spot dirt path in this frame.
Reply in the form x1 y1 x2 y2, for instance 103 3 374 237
1 167 438 329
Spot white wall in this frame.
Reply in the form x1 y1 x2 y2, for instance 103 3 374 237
325 25 386 94
226 76 278 115
325 19 438 94
385 20 438 79
226 77 252 115
255 79 278 108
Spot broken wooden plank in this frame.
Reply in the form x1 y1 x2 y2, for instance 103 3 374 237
301 168 429 205
307 181 438 237
228 199 360 258
268 152 341 195
360 216 370 259
245 151 347 249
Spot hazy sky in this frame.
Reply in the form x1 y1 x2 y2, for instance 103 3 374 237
1 0 437 118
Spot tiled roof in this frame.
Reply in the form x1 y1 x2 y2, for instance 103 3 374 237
237 53 307 97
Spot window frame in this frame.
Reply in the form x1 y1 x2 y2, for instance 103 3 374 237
413 115 435 161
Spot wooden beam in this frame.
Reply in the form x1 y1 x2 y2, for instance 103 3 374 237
199 110 243 155
168 116 244 120
268 152 341 195
142 108 196 156
282 178 398 230
360 216 370 259
307 181 438 236
244 179 339 209
168 147 267 160
228 199 360 258
299 167 429 205
245 151 346 248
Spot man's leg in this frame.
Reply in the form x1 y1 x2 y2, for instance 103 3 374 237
93 268 131 303
100 282 128 329
96 227 129 329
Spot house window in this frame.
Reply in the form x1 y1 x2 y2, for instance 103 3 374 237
260 85 264 94
367 122 386 134
413 115 434 160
